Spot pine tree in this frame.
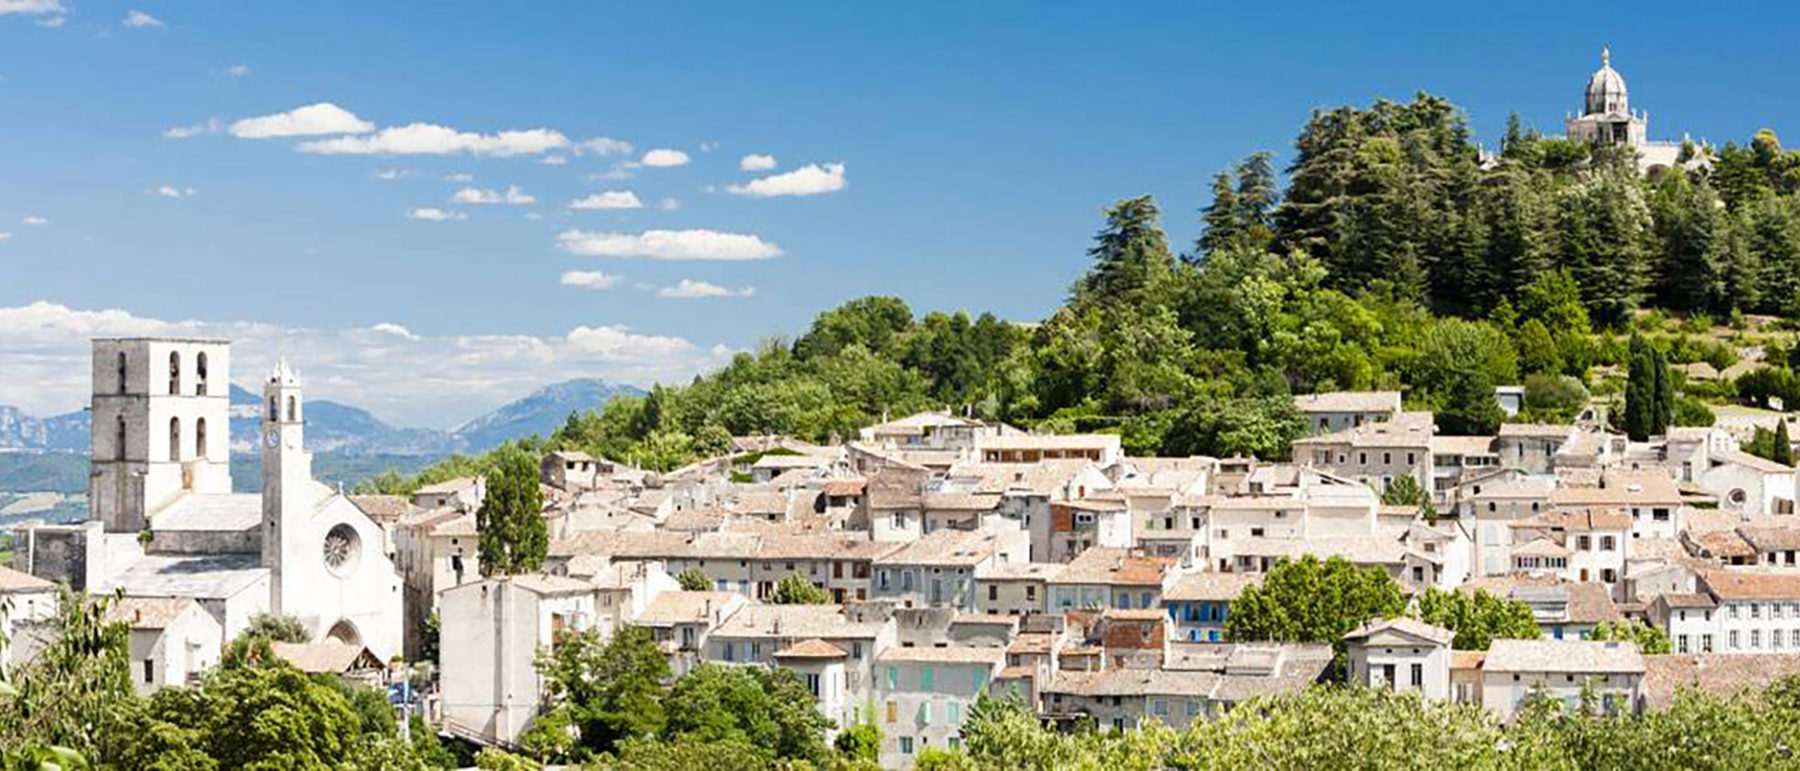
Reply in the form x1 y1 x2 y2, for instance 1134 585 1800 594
1074 195 1175 309
477 448 547 576
1196 170 1241 260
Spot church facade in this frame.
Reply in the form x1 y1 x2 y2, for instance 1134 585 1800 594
16 338 402 660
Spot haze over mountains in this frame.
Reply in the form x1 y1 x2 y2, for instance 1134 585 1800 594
0 377 644 457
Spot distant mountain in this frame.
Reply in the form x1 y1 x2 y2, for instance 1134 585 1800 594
450 378 645 452
0 405 87 452
0 378 643 459
224 385 454 455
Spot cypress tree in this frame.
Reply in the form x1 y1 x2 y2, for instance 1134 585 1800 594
477 448 548 576
1776 420 1796 467
1651 343 1674 436
1624 335 1650 441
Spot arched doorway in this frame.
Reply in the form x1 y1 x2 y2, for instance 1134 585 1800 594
326 619 362 647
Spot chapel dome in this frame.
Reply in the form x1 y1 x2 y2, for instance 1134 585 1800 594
1585 46 1629 116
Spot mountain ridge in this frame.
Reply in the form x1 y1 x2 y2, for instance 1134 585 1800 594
0 377 644 458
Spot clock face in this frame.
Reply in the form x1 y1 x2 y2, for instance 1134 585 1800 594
265 430 279 449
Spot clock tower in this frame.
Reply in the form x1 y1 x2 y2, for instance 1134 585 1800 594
261 358 311 614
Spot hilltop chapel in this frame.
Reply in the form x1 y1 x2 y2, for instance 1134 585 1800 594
12 338 402 660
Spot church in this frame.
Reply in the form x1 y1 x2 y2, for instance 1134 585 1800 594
1564 46 1704 174
14 338 402 660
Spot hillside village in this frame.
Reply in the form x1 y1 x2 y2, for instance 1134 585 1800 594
14 45 1800 770
9 335 1800 767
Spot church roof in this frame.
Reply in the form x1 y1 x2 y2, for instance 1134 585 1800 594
152 493 261 533
93 552 269 600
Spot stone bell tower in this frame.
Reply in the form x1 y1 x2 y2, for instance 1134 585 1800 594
89 338 232 533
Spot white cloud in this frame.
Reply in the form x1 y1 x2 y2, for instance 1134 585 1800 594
452 185 534 205
122 9 163 27
699 141 720 152
0 300 730 429
578 137 634 156
0 232 11 242
370 322 418 340
540 154 568 166
568 191 643 210
444 173 474 183
0 0 62 16
375 169 405 180
164 117 221 139
566 325 694 359
151 185 197 198
230 103 374 139
36 13 62 26
299 123 568 157
640 148 690 167
592 163 637 181
21 215 47 225
727 162 846 197
523 212 544 221
655 279 756 299
406 207 466 221
556 229 781 261
559 270 623 290
658 198 681 211
226 64 250 77
740 153 777 171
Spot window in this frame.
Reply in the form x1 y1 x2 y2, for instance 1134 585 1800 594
973 669 988 692
899 737 913 754
168 351 180 395
142 659 154 683
1731 630 1741 650
195 352 209 395
1151 698 1168 716
886 668 897 690
116 351 128 394
1383 452 1391 465
1359 452 1367 465
286 395 298 422
921 668 935 690
1753 630 1764 649
115 415 127 461
886 701 897 723
1703 634 1714 652
167 417 181 462
1577 535 1591 551
1411 663 1423 687
1250 527 1265 537
949 702 961 724
988 585 998 602
1601 536 1616 551
194 418 207 458
1677 634 1689 653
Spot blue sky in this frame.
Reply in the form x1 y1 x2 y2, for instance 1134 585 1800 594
0 1 1794 427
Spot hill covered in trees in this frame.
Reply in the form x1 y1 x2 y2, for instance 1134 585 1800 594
372 93 1800 491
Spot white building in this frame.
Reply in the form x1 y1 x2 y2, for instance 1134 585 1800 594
106 596 224 696
1342 617 1454 702
439 575 598 747
1478 639 1645 720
